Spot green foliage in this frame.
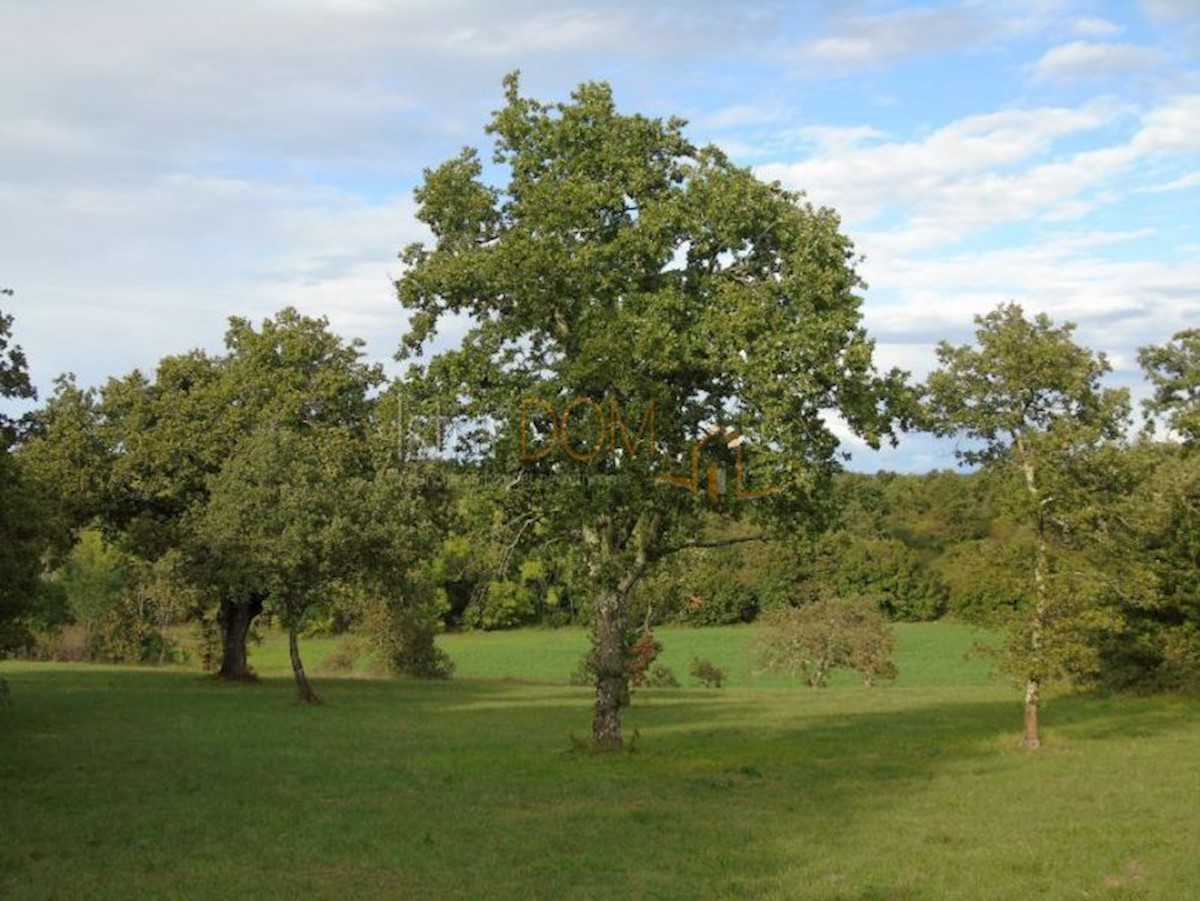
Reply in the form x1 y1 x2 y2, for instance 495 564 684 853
0 306 36 450
50 529 183 663
467 579 537 630
0 310 47 654
811 531 947 621
923 304 1129 468
935 536 1024 622
1139 329 1200 444
18 375 106 558
1093 445 1200 691
754 597 898 688
58 529 130 645
0 452 45 654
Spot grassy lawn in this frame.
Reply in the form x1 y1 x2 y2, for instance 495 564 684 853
1 625 1197 899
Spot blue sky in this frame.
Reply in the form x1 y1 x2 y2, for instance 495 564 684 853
2 0 1198 471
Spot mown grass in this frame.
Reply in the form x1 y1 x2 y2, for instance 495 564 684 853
1 625 1196 899
261 621 999 689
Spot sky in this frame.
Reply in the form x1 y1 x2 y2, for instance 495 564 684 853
1 0 1198 471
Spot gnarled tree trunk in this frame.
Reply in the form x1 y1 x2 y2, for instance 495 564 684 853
592 591 627 750
288 621 320 704
217 593 264 681
585 512 659 750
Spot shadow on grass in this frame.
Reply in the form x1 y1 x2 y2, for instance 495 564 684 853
1 663 1197 899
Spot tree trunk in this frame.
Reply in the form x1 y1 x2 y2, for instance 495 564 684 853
217 594 264 681
288 621 320 704
1023 677 1041 748
592 591 626 750
1017 435 1046 750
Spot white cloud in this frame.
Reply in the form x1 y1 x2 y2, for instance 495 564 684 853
795 125 889 153
794 5 993 70
1133 94 1200 152
756 102 1119 227
858 232 1200 371
1032 41 1163 82
1074 16 1122 37
1142 170 1200 191
757 92 1200 259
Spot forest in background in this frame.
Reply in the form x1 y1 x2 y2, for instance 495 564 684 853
3 306 1198 703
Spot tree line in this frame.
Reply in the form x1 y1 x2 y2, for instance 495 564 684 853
1 75 1197 750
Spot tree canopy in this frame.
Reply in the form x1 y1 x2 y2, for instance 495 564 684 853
397 73 909 747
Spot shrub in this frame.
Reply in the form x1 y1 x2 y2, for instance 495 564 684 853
754 596 897 688
369 584 454 680
689 657 726 688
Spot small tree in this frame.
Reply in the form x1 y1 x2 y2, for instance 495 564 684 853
923 303 1129 747
753 596 897 688
195 424 368 702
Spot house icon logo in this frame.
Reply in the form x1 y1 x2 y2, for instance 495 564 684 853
656 426 778 500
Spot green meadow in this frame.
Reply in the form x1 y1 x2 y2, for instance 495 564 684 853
2 624 1197 899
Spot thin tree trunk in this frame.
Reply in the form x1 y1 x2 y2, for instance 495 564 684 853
288 621 320 704
1023 677 1041 748
1017 434 1046 749
217 593 264 681
592 591 626 750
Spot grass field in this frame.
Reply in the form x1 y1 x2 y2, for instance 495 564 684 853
2 624 1197 899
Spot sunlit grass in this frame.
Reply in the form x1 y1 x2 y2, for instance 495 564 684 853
1 625 1195 899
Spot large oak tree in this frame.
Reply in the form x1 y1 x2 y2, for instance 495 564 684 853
396 75 907 748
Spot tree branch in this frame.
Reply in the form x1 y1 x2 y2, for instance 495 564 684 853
658 533 767 558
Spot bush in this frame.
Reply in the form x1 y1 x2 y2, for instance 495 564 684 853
49 531 188 664
370 586 454 680
753 596 897 688
689 657 726 688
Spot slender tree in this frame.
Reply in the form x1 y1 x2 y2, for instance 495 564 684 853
923 303 1129 747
